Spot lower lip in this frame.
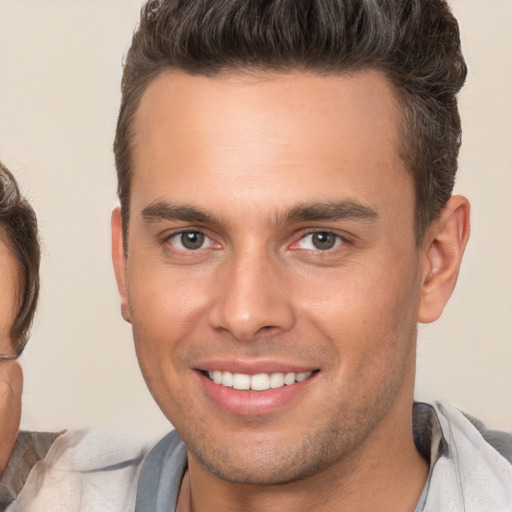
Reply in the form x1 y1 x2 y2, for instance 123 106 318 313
197 371 316 417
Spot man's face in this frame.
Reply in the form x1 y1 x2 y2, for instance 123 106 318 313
0 237 19 355
116 70 424 483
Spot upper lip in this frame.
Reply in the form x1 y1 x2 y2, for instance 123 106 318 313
194 359 319 375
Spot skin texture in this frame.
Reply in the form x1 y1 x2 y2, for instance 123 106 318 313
112 70 470 511
0 238 23 476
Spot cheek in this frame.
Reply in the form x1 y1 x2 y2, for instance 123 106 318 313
300 256 417 322
0 291 18 354
129 261 209 333
127 263 214 381
297 250 421 364
128 274 200 415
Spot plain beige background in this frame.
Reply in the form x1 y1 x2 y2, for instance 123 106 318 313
0 0 510 435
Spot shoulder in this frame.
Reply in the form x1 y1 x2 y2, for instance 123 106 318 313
461 409 512 464
0 431 62 509
423 401 512 512
433 401 512 466
6 428 157 512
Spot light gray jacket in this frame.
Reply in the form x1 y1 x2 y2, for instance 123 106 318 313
4 401 512 511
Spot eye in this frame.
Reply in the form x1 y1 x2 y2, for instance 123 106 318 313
296 232 343 251
167 230 216 251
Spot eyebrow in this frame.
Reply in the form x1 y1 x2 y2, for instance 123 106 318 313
141 199 378 226
142 202 214 224
280 200 378 224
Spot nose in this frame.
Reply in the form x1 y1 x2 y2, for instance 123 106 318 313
208 249 295 341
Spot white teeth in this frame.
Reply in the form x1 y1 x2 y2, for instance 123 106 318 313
233 373 251 390
269 372 285 389
284 372 296 385
221 371 233 387
295 372 311 382
250 373 270 391
206 370 313 391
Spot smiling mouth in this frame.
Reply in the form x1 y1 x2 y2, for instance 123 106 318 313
203 370 317 391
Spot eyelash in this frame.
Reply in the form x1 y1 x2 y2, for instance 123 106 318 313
164 230 218 251
291 231 347 253
164 229 348 254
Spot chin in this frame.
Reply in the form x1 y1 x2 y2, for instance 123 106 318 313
184 425 353 486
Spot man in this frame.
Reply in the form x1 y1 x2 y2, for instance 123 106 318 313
4 0 512 511
109 0 511 510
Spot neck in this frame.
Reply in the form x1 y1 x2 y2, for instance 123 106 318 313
177 401 428 512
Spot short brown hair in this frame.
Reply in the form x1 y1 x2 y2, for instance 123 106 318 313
0 162 40 357
114 0 467 243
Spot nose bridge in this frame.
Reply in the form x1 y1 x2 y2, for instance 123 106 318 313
208 242 294 340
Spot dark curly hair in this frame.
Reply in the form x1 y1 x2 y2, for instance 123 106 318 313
0 162 40 358
114 0 467 244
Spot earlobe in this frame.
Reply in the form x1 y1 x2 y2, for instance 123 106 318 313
418 195 470 324
111 207 132 323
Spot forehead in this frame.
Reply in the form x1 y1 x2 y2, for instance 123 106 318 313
129 69 412 225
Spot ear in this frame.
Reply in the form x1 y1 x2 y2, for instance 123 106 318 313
418 195 470 324
111 207 132 323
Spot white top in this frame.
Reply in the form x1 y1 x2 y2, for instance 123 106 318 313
6 428 152 512
6 401 512 512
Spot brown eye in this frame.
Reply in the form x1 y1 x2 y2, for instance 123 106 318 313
311 232 337 250
295 232 343 251
180 231 205 250
167 230 211 251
